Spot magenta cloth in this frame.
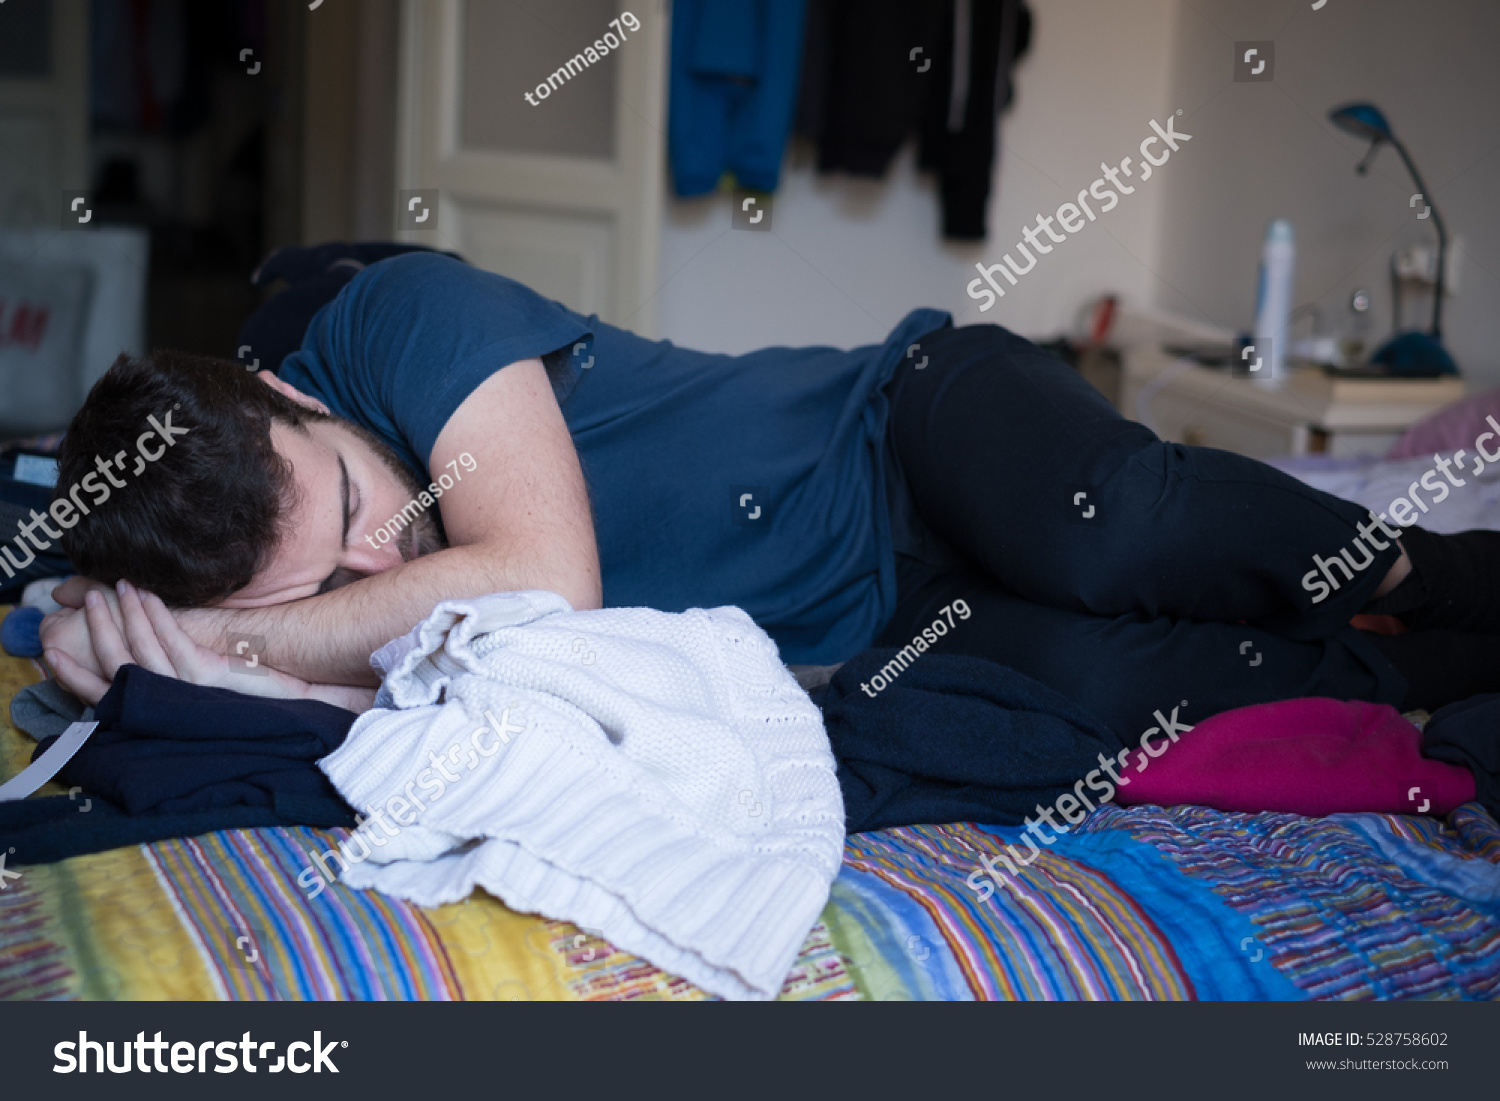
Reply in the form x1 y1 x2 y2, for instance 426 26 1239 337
1115 697 1475 816
1387 386 1500 459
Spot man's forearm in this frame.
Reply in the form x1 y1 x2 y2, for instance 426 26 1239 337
181 543 599 685
301 682 379 712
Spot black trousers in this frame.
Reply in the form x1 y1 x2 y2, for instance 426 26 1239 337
874 324 1408 739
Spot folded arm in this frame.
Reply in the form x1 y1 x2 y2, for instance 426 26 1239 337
45 581 379 712
42 358 601 698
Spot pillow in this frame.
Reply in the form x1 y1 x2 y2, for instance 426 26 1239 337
1387 385 1500 460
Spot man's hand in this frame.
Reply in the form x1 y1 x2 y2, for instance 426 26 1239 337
50 575 104 610
42 580 374 712
38 579 119 689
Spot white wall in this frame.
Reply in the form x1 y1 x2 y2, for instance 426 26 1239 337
1154 0 1500 384
654 0 1183 354
654 0 1500 389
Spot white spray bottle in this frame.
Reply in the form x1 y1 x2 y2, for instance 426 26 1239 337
1251 218 1295 387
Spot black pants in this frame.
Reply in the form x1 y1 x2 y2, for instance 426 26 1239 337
874 324 1408 738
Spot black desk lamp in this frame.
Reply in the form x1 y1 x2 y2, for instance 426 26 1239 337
1328 102 1456 376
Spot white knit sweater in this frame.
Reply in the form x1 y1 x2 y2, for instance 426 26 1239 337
318 591 846 1000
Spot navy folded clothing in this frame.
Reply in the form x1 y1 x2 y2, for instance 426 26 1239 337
239 242 464 374
53 664 358 815
1 794 352 866
1423 693 1500 818
816 649 1127 833
1 665 358 864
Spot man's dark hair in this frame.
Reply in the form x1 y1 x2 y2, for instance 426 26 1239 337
56 350 327 607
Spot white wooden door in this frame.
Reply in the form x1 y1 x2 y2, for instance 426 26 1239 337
0 0 88 228
396 0 666 335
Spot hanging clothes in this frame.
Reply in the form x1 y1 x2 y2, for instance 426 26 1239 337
89 0 232 136
798 0 1032 240
668 0 809 196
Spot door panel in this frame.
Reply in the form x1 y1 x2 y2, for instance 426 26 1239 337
398 0 664 333
453 202 613 317
459 0 619 160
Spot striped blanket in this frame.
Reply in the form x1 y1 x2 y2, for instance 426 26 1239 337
3 656 1498 1001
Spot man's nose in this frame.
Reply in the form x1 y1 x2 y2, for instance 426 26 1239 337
344 538 404 574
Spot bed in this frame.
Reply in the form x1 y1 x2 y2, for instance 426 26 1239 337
4 644 1497 1002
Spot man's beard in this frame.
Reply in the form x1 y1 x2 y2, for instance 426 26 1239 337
340 418 449 561
400 509 445 561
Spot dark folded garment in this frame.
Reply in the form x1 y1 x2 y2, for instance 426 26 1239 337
815 649 1126 833
0 794 352 866
1 666 358 864
1423 694 1500 818
239 242 464 374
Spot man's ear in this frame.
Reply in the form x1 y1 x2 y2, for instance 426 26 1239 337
256 370 331 416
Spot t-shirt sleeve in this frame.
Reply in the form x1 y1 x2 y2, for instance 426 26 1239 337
279 252 592 477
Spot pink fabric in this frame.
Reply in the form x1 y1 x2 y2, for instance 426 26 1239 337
1115 697 1475 817
1386 386 1500 459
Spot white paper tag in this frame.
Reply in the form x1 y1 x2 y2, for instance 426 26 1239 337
0 721 99 801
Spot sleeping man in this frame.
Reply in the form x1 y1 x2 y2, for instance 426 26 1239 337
38 251 1500 734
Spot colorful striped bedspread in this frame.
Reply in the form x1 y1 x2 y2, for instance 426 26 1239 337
3 660 1498 1001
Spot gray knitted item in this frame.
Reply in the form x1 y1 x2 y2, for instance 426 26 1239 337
10 678 91 742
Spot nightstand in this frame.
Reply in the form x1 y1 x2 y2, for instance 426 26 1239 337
1119 346 1465 459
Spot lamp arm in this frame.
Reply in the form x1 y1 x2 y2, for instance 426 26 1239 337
1389 136 1447 337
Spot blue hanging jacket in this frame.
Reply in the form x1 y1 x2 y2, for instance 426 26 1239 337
669 0 807 195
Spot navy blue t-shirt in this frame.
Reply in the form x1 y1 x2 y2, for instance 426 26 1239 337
280 252 949 664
